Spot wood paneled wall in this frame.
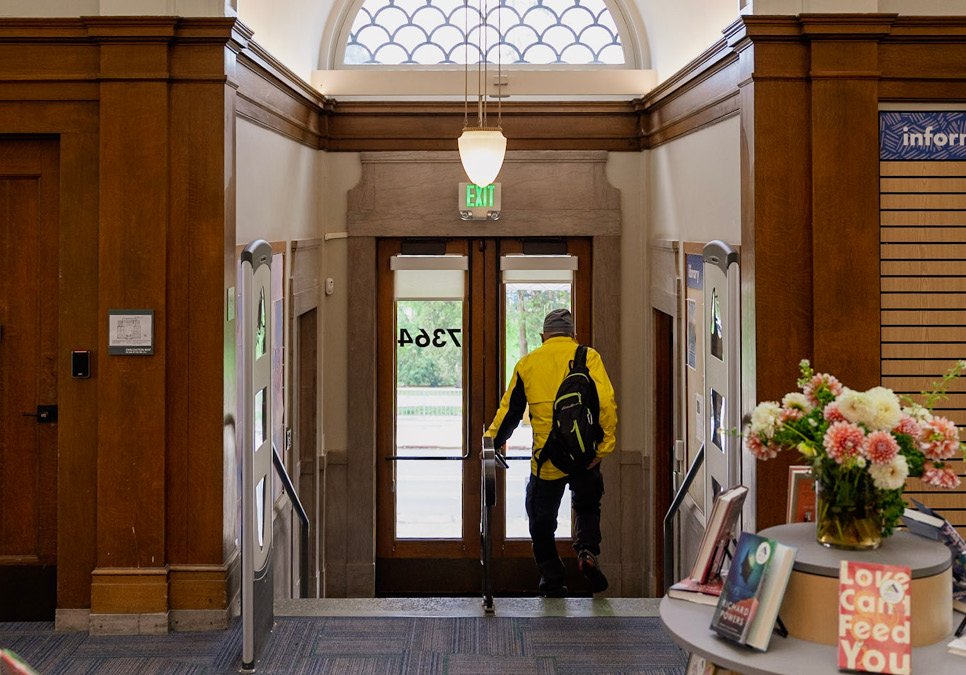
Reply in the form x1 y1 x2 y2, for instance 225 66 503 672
880 160 966 535
0 17 246 624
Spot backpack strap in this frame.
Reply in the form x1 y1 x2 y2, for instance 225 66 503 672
572 344 588 372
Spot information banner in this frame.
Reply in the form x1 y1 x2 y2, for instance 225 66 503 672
880 111 966 160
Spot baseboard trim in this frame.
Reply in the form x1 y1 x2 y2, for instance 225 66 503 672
55 608 90 632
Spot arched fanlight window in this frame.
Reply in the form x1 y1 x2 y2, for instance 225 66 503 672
341 0 627 66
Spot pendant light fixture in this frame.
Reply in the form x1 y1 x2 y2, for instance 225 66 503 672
458 0 506 188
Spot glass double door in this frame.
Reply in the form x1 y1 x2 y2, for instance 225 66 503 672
376 237 592 595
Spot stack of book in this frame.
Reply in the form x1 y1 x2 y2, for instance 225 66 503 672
900 499 966 614
710 531 797 651
668 485 749 606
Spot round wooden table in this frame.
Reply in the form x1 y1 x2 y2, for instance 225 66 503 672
660 523 964 674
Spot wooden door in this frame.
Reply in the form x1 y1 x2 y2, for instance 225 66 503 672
0 138 59 620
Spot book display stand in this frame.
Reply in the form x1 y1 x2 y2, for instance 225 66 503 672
661 523 966 675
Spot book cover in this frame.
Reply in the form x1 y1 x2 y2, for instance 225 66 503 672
690 485 748 584
838 560 911 675
904 499 966 581
710 532 770 645
669 576 724 606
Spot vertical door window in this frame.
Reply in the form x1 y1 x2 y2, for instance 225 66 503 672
391 257 467 539
500 256 577 539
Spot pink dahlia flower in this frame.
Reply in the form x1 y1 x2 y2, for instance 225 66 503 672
893 416 923 441
823 402 847 424
746 432 778 460
865 431 899 465
804 373 844 407
780 407 804 423
922 462 961 489
823 421 866 464
920 416 961 461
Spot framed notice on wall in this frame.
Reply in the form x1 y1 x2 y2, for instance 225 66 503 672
787 466 816 524
108 309 154 355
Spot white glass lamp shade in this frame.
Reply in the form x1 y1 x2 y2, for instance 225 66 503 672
458 128 507 187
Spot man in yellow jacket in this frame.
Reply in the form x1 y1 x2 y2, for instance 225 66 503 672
486 308 617 596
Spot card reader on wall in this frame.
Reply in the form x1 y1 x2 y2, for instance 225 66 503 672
72 350 91 378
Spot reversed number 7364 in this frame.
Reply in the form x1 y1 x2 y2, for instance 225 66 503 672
398 328 461 348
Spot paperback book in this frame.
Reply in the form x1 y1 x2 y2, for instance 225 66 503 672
669 576 724 606
689 485 748 584
949 634 966 658
838 560 911 675
710 531 797 651
900 498 966 582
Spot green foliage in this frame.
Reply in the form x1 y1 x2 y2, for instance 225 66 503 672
895 431 925 478
503 285 571 383
901 359 966 411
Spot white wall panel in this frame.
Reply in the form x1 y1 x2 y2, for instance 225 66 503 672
237 0 332 82
649 117 741 246
236 118 321 244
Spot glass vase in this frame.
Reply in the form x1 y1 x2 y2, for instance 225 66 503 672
815 476 883 550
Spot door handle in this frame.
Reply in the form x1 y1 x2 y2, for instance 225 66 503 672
23 405 58 423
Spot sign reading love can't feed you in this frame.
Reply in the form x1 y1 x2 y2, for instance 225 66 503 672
880 111 966 160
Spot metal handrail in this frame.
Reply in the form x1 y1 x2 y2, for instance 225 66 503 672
663 444 705 595
272 445 310 599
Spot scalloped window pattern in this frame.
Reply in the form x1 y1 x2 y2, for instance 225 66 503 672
344 0 625 65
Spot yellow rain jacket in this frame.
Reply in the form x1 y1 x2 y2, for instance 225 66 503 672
485 336 617 481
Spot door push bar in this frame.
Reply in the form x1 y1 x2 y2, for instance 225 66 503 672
384 449 472 461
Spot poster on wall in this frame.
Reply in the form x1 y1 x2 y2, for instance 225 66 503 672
880 111 966 160
686 298 697 371
695 393 705 444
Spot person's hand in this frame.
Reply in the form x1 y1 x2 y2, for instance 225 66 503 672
587 457 601 469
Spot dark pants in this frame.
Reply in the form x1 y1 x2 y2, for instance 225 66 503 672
525 464 604 584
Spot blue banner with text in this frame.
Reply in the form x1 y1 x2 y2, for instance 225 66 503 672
880 111 966 160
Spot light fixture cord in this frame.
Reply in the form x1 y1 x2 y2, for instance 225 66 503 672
497 0 501 128
479 0 485 127
463 0 468 128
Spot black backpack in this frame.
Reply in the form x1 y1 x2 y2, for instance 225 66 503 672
537 345 604 477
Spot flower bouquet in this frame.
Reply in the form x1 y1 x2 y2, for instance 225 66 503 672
745 360 966 550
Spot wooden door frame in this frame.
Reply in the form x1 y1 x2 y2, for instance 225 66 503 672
374 236 595 594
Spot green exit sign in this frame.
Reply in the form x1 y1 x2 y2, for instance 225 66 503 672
459 182 501 221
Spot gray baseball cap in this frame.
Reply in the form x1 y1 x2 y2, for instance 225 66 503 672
543 308 575 335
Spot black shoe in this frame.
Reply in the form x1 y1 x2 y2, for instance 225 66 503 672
538 580 568 598
578 550 608 594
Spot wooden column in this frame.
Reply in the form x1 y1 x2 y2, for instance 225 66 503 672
730 19 813 531
90 18 176 623
805 17 888 390
165 20 247 624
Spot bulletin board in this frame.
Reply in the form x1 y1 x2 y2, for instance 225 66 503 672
682 242 706 514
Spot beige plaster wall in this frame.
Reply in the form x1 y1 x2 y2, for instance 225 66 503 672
649 117 741 246
0 0 235 16
319 152 361 457
646 118 741 584
237 0 331 82
605 151 650 592
236 118 321 245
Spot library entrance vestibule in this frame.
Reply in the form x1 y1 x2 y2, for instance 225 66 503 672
375 237 592 595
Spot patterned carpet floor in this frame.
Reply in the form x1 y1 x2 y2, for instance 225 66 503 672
1 616 687 674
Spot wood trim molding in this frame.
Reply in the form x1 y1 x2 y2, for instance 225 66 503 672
91 567 169 615
236 38 329 149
